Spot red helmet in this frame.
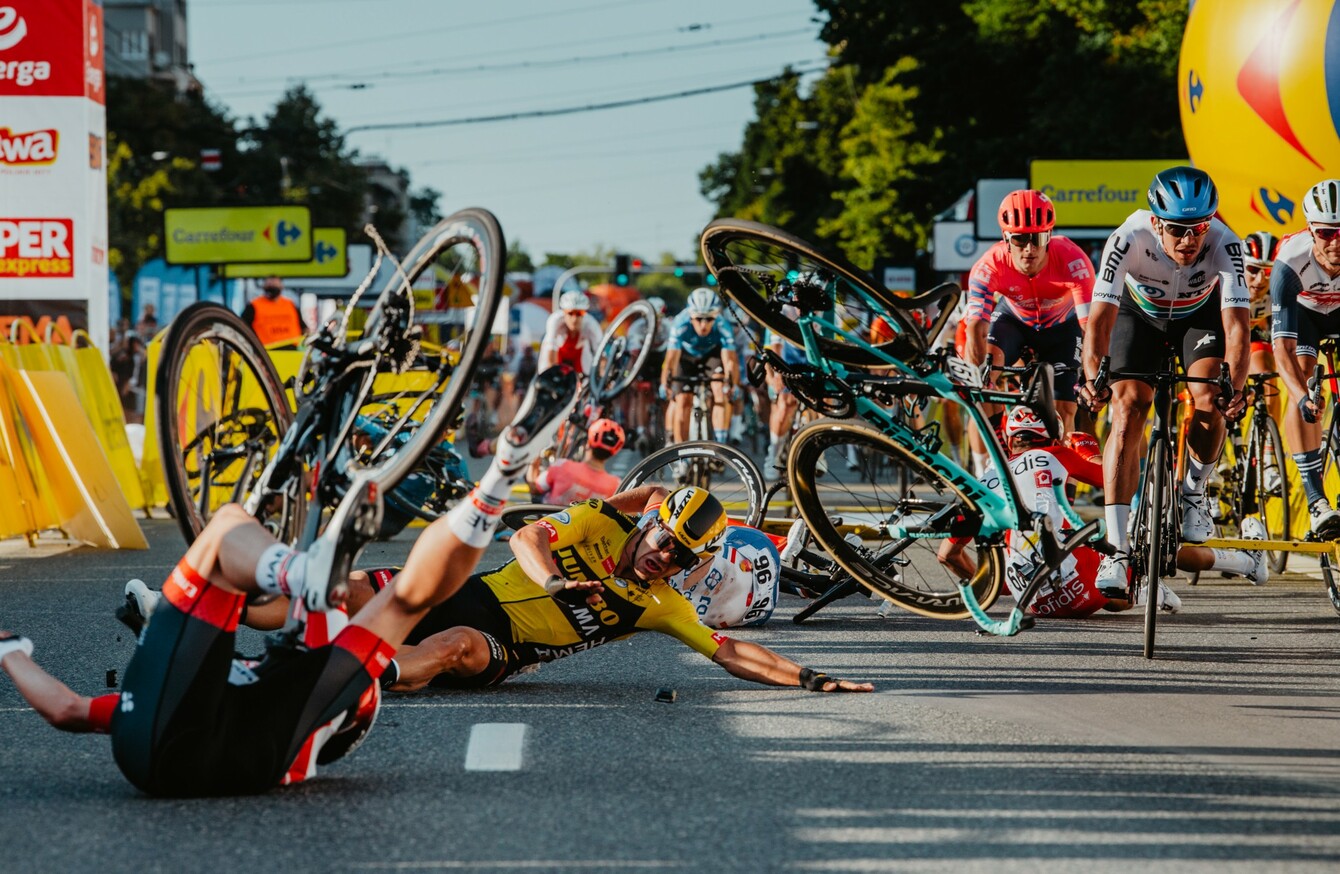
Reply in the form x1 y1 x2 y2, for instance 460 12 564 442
1004 406 1051 442
1242 231 1280 267
588 418 625 454
998 189 1056 234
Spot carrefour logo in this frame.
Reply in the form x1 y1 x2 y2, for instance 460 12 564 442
264 220 302 247
314 239 337 262
0 7 27 52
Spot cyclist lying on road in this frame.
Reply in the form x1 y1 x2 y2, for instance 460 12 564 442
937 407 1269 618
0 366 582 796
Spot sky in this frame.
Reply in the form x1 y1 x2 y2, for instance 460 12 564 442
187 0 830 264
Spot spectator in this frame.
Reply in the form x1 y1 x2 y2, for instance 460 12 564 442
109 332 147 424
240 276 308 346
134 304 159 339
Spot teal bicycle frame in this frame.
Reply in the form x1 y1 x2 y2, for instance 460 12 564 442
787 303 1090 636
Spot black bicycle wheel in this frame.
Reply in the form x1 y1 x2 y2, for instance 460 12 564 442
700 218 928 368
591 300 656 401
1256 415 1290 573
1139 437 1171 660
501 503 564 532
787 419 1004 619
618 441 767 528
1322 554 1340 617
339 208 506 495
156 302 297 546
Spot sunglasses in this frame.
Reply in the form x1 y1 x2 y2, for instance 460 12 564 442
1312 225 1340 242
564 309 586 317
1006 231 1050 249
1245 264 1271 277
691 316 716 324
1161 220 1212 239
646 523 699 569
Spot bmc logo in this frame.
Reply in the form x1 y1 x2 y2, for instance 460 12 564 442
0 219 74 278
0 127 57 165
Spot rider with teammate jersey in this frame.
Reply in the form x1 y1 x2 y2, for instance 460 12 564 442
1269 179 1340 537
1078 166 1250 597
540 290 604 374
661 288 739 446
937 407 1268 617
965 189 1096 434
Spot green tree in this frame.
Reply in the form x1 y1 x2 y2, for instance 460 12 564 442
410 186 443 230
240 85 368 236
507 242 535 273
106 135 195 289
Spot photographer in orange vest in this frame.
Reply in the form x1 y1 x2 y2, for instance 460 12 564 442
242 276 309 346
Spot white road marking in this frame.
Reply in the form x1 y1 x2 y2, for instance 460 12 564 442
463 722 527 771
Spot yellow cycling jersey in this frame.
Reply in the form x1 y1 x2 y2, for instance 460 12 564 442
479 499 726 662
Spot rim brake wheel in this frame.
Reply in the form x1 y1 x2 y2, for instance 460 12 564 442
156 302 297 546
617 440 768 528
313 208 506 534
592 299 656 401
700 218 928 368
787 419 1004 619
1256 415 1290 573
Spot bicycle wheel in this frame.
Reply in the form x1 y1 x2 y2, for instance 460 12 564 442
1132 435 1173 659
1253 415 1290 573
156 302 298 546
311 208 506 519
501 503 564 532
591 300 656 402
618 441 767 528
787 419 1004 619
700 218 928 368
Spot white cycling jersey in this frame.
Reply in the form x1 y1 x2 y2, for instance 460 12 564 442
1270 230 1340 317
1091 211 1248 320
666 525 779 628
539 311 603 373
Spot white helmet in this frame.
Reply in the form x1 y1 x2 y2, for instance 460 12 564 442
686 288 721 317
559 290 590 313
1302 179 1340 223
647 296 667 315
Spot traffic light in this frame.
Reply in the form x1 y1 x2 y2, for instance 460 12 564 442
673 266 685 278
614 253 630 286
631 258 644 271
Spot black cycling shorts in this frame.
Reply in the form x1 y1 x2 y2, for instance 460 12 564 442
399 571 519 688
640 349 666 383
671 352 724 394
110 564 388 797
1273 304 1340 359
1108 291 1225 377
987 309 1082 402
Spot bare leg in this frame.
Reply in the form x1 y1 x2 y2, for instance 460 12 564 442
389 627 496 691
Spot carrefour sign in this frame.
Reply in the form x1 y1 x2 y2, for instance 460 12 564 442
224 227 347 278
1030 159 1188 228
164 205 312 265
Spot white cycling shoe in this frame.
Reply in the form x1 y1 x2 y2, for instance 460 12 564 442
497 365 580 475
779 518 812 569
1179 491 1215 543
1136 580 1182 614
1095 552 1130 604
1240 516 1269 586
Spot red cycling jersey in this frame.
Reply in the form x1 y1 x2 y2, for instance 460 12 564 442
965 236 1095 329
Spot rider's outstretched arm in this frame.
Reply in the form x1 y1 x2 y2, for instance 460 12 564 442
0 643 101 733
711 637 873 692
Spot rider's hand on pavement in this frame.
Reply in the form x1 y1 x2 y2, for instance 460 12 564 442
544 576 606 605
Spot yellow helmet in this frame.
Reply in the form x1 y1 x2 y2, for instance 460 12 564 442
658 486 727 559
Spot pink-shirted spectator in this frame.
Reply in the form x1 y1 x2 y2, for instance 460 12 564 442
527 418 625 503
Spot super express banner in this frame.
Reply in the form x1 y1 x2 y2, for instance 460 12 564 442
0 0 108 345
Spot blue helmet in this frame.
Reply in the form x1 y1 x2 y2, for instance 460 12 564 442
1147 166 1219 221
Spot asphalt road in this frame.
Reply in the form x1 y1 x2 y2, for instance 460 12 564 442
1 517 1339 873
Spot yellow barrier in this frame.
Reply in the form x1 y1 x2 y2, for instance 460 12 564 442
0 359 146 548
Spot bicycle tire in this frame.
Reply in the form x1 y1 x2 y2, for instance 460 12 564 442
346 207 507 495
699 218 928 368
501 503 564 532
591 299 656 401
1139 436 1171 660
156 301 297 546
617 440 767 528
1256 415 1290 573
787 419 1004 619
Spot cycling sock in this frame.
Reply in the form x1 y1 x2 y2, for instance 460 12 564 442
446 489 505 548
1208 548 1255 577
1105 503 1131 553
1293 450 1327 504
714 429 729 444
255 543 307 597
1182 453 1211 495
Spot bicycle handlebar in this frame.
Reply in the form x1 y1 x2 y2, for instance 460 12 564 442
1085 356 1235 414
